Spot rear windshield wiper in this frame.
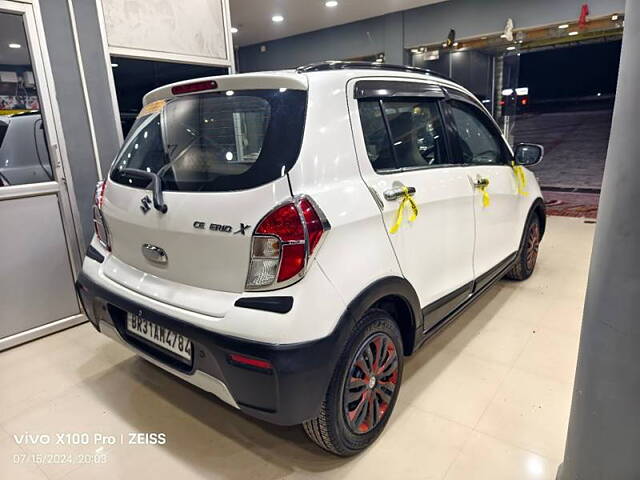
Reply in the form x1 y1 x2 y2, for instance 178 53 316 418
121 168 168 213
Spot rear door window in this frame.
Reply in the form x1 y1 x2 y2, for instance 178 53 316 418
358 97 451 172
382 100 449 168
357 100 395 171
111 89 307 192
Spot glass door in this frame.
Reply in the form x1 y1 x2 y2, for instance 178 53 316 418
0 1 83 349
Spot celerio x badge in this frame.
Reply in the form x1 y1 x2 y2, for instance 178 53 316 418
234 223 251 235
193 221 252 235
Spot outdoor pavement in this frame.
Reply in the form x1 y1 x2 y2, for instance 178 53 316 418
512 108 613 190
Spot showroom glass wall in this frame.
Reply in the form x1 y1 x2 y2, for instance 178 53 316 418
0 3 82 347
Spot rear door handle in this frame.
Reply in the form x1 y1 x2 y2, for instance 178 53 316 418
384 185 416 201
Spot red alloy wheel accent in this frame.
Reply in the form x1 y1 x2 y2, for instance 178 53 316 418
343 333 399 434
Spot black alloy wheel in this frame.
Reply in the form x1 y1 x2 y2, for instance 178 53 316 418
303 309 404 456
343 332 399 434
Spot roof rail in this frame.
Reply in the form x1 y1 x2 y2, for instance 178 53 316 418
296 61 452 81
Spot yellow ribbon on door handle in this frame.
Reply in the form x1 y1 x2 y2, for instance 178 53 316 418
511 161 528 196
389 187 419 234
479 182 491 208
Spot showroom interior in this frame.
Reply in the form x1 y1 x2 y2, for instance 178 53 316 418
1 0 639 478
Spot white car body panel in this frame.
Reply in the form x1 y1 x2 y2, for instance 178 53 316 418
286 72 404 306
85 238 346 344
466 164 524 276
346 77 476 309
103 176 292 293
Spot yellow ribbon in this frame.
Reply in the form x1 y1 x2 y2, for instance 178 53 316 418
479 183 491 208
512 161 528 196
389 187 419 234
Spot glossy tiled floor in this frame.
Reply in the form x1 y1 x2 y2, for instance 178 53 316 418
0 216 594 480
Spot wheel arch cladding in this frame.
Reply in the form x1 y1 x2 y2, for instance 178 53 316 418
343 276 422 356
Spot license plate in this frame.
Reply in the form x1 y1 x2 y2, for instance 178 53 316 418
126 313 193 361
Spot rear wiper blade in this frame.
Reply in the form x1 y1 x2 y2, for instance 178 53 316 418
121 168 168 214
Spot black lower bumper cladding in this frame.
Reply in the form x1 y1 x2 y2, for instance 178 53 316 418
75 271 348 426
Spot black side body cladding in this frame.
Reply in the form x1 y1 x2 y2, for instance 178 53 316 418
340 276 422 355
422 281 473 331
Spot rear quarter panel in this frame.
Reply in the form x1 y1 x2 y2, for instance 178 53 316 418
287 72 403 309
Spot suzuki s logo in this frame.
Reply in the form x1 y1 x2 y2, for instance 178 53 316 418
140 195 152 214
193 221 252 235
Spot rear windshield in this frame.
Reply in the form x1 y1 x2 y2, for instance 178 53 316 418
110 89 307 192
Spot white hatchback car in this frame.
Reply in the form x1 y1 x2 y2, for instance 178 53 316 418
77 62 545 456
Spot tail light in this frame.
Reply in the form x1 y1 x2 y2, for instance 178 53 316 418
245 196 330 290
93 181 111 250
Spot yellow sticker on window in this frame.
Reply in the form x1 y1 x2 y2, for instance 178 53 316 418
137 99 166 118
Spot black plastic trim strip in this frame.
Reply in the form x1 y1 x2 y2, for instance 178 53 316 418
234 296 294 314
422 281 473 331
416 252 518 348
355 80 445 99
473 253 518 293
86 245 105 263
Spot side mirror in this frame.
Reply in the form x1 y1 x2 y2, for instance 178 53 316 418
514 143 544 166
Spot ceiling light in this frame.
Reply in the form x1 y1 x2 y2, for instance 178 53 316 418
111 63 119 67
272 14 284 22
325 0 338 7
453 42 459 47
411 48 420 54
375 58 383 63
506 46 516 51
568 31 579 36
558 24 569 29
8 43 21 49
231 27 238 34
612 15 619 21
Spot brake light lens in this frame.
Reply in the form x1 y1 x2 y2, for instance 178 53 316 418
228 353 273 372
92 181 111 250
245 196 329 290
171 80 217 95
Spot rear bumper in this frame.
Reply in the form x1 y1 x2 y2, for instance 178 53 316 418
76 270 347 425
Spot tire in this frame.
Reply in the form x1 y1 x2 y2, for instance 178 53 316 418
303 308 404 456
506 214 541 281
